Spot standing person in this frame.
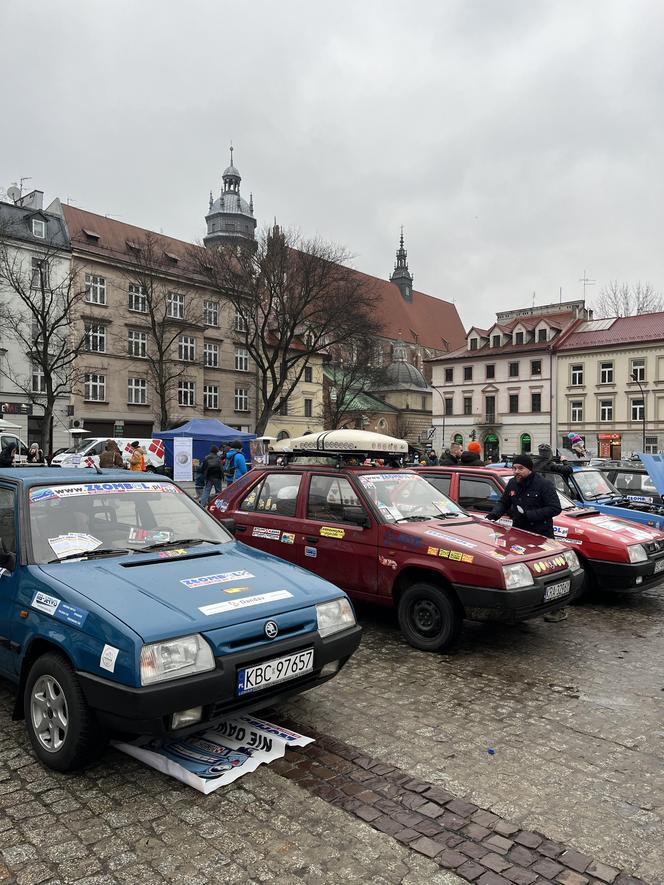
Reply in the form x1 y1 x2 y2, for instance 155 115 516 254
460 441 484 465
533 444 572 477
27 442 44 463
200 446 223 506
427 449 439 466
193 458 205 500
440 442 463 466
129 441 145 472
486 454 566 622
224 440 248 485
99 439 124 469
0 443 17 468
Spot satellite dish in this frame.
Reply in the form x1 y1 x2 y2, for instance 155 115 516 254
6 185 20 202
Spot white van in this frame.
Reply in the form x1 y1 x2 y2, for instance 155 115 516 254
51 437 165 471
0 429 30 465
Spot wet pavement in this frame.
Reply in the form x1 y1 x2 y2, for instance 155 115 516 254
0 585 662 884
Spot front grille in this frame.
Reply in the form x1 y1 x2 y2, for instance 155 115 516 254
644 539 664 556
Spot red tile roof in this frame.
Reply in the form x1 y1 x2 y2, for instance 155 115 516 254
63 205 466 353
556 313 664 350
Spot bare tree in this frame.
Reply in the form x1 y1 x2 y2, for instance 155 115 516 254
120 233 202 430
594 281 663 318
0 224 87 452
193 225 383 435
323 340 387 429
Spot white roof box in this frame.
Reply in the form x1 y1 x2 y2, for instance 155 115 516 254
272 429 409 455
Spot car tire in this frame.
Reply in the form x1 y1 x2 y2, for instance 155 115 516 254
24 652 104 771
397 582 462 652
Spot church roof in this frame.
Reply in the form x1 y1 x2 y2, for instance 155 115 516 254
381 359 430 390
223 163 241 178
208 192 252 217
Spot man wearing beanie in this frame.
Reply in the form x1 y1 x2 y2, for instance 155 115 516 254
533 443 572 477
460 440 485 466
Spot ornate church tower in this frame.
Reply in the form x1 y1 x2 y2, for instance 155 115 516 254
204 146 257 251
389 227 414 302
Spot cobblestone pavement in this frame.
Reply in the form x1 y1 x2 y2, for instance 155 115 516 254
0 587 662 883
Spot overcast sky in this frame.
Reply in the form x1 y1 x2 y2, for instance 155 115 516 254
3 0 664 329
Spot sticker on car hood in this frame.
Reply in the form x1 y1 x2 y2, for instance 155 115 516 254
181 570 255 589
198 589 293 616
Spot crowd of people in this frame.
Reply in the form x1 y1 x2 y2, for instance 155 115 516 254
195 440 248 506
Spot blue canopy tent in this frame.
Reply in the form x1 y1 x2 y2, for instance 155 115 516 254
154 419 255 469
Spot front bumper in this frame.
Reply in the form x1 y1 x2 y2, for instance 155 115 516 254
590 557 664 593
453 567 585 623
76 625 361 737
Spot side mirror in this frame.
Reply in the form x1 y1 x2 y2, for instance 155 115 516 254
220 518 237 536
343 507 371 528
0 552 16 573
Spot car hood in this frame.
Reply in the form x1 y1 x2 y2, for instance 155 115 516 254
384 517 566 562
637 454 664 497
39 542 344 643
557 509 664 544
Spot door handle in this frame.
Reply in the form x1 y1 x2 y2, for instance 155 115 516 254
305 536 319 544
235 524 247 533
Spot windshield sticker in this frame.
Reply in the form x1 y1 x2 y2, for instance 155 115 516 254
304 546 317 558
223 586 251 594
100 645 119 673
426 546 473 563
30 592 88 628
553 526 569 538
30 481 180 501
281 532 295 544
182 570 256 589
48 533 102 559
359 473 413 485
320 526 345 539
159 549 188 558
425 530 475 549
199 589 293 616
128 528 175 545
252 527 282 540
378 555 397 570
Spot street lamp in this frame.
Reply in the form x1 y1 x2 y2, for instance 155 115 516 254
432 386 446 449
631 372 646 453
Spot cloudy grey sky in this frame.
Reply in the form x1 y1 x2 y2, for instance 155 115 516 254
3 0 664 328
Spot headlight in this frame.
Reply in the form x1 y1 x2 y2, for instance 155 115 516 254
140 634 215 686
627 543 647 563
316 598 356 637
563 549 580 571
502 563 534 590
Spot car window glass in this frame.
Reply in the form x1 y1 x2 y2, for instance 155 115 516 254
0 487 17 558
91 441 106 456
458 477 500 512
307 475 365 523
545 472 571 494
574 470 616 499
254 474 301 516
425 474 451 497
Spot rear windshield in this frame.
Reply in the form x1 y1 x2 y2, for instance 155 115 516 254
28 480 231 564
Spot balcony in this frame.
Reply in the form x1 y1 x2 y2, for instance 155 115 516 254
478 413 499 425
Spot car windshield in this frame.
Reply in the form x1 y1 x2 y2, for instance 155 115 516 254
28 480 232 564
358 472 464 522
498 475 575 510
574 470 619 500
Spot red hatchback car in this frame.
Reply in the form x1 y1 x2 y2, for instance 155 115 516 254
208 460 584 652
415 465 664 596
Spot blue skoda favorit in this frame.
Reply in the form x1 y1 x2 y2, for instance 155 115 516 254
0 469 361 771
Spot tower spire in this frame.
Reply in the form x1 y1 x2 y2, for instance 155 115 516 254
390 227 414 302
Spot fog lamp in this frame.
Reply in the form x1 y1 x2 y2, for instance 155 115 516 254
319 660 341 678
171 706 203 729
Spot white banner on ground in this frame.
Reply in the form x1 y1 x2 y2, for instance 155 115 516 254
112 715 313 794
173 437 193 482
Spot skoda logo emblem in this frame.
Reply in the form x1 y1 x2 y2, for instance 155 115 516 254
264 620 279 639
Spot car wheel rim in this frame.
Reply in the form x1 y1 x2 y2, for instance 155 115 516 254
30 675 69 753
411 599 443 637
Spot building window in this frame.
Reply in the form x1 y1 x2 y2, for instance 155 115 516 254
492 335 501 348
304 398 313 418
509 394 519 413
514 332 524 345
127 330 147 358
85 274 106 305
538 328 547 342
234 347 249 372
520 432 532 453
531 360 542 375
463 366 473 382
600 399 613 422
600 361 614 384
32 218 46 238
445 367 453 384
234 307 247 332
178 335 196 362
84 373 106 402
234 387 249 412
570 400 583 422
178 381 195 407
203 384 219 410
645 436 658 454
30 257 47 289
304 365 313 383
204 341 219 368
85 323 106 353
463 396 473 415
128 283 147 312
531 393 542 413
167 292 185 319
444 397 453 415
203 300 218 326
127 378 147 405
571 364 584 386
469 338 478 351
630 358 646 383
279 400 288 416
509 362 519 378
631 399 645 421
485 364 495 379
32 364 45 394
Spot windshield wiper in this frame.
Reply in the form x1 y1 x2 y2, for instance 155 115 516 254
47 547 132 564
140 537 218 552
394 515 433 523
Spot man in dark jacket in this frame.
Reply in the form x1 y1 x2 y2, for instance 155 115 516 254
533 444 572 477
440 442 463 466
486 454 561 537
200 445 223 506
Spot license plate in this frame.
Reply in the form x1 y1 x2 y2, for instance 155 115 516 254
237 648 314 696
543 580 571 602
654 559 664 573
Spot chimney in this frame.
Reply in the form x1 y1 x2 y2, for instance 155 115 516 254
17 190 44 211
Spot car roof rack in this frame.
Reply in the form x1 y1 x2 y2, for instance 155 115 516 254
269 429 409 470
